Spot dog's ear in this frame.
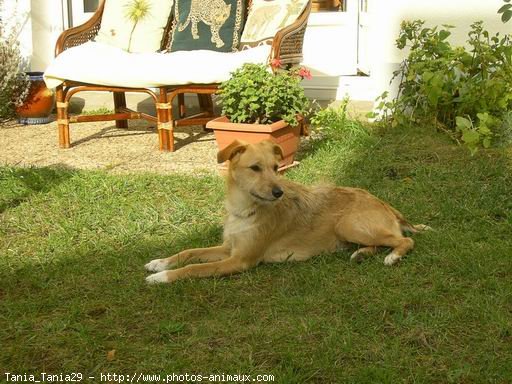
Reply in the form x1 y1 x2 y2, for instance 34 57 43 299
217 140 247 163
272 143 284 160
262 140 284 160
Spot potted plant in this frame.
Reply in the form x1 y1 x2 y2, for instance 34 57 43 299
207 61 311 168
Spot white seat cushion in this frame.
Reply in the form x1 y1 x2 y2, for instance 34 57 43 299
44 42 271 89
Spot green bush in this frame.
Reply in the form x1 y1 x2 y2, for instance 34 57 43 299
498 0 512 23
311 97 349 138
0 0 30 120
311 97 370 144
218 63 309 126
373 20 512 153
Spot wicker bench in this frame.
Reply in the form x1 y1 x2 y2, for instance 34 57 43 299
52 0 311 152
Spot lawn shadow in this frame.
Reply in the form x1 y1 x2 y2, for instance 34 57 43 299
70 124 155 147
0 166 77 214
173 127 214 151
67 120 215 150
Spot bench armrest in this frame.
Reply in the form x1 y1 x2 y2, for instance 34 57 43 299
55 0 105 56
271 0 312 66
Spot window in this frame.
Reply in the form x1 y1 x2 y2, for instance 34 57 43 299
68 0 99 27
83 0 99 13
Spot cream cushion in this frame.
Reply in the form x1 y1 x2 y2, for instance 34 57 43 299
96 0 174 53
240 0 308 45
44 42 272 88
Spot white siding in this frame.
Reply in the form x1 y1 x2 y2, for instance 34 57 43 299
30 0 66 71
1 0 32 70
368 0 512 101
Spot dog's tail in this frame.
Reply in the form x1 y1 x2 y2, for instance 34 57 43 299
401 223 432 233
387 204 432 234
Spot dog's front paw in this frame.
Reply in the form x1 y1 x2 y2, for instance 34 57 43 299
146 271 172 284
384 253 400 266
145 258 168 272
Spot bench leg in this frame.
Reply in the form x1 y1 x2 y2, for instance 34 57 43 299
157 89 174 152
198 94 214 132
56 86 70 148
113 92 128 128
206 94 214 115
178 93 186 118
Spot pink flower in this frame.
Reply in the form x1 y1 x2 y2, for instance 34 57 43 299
297 67 312 80
270 58 283 69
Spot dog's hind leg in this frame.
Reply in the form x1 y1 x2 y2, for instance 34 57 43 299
145 245 230 272
349 234 414 266
336 219 414 266
380 236 414 266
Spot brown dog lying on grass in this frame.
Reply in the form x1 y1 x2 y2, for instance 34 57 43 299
145 140 429 284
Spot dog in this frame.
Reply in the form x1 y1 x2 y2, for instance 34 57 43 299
145 140 429 284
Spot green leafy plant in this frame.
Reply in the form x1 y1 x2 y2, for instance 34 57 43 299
0 0 30 120
498 0 512 23
311 96 370 144
455 113 494 154
218 62 310 126
311 97 349 136
372 20 512 152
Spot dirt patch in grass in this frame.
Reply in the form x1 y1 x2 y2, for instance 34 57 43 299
0 118 219 175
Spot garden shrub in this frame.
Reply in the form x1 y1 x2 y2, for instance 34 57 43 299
373 20 512 153
311 97 370 145
0 0 30 120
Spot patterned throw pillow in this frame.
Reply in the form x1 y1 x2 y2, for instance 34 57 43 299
240 0 308 47
96 0 174 53
166 0 245 52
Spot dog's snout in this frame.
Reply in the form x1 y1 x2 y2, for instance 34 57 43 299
272 186 284 199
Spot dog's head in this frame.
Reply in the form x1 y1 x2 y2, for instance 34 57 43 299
218 140 285 203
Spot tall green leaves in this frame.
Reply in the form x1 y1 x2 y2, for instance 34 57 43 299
218 63 309 126
373 20 512 153
498 0 512 23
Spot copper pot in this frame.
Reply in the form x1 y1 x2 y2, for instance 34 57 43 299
16 71 55 125
312 0 341 12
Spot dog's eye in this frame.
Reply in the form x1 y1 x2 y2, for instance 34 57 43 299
250 165 261 172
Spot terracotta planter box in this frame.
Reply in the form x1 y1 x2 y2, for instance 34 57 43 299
206 116 302 167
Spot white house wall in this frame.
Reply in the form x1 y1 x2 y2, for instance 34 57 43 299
30 0 66 71
369 0 511 65
301 0 361 101
302 11 359 76
302 0 511 102
367 0 512 103
1 0 32 69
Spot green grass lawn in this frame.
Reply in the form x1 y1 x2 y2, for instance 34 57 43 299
1 123 511 383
